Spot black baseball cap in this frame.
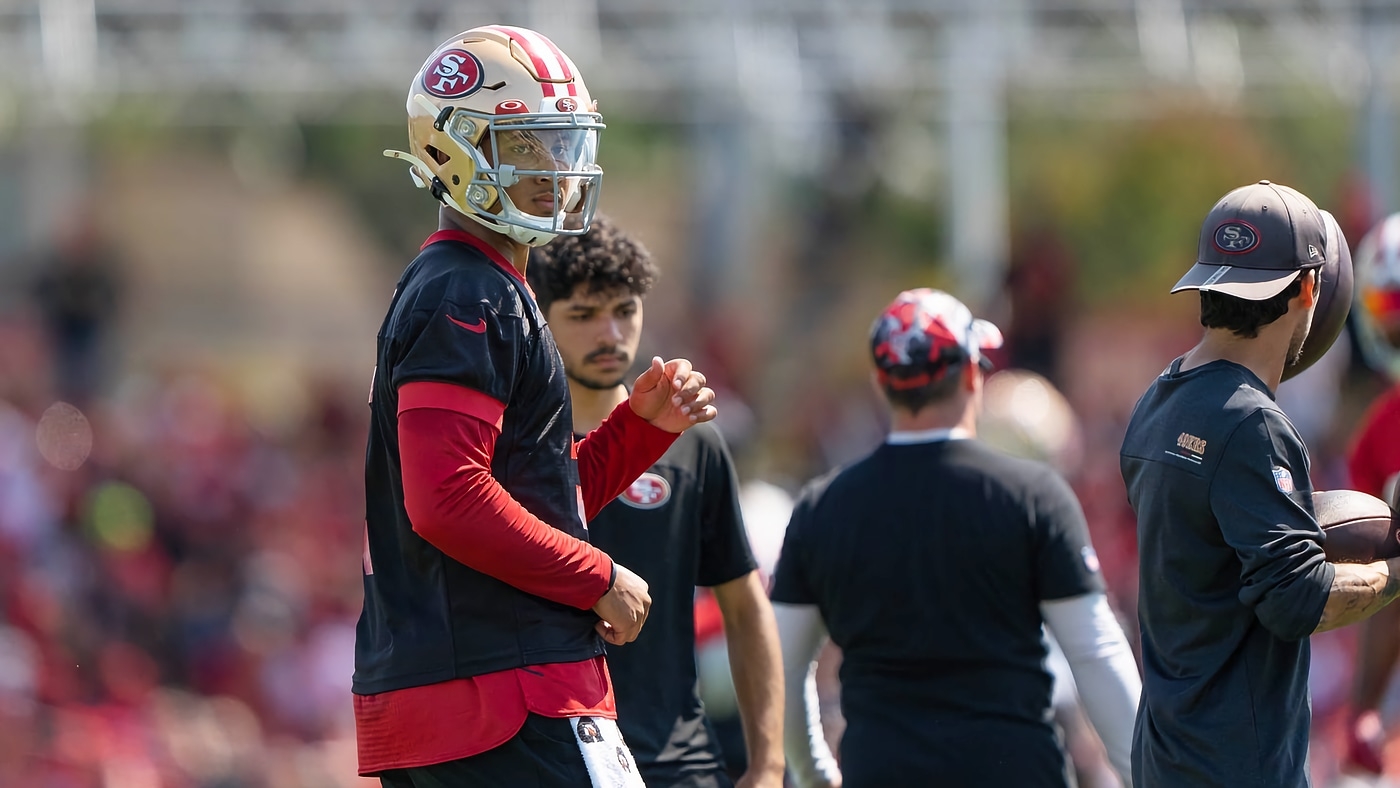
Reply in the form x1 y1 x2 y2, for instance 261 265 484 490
1171 180 1328 301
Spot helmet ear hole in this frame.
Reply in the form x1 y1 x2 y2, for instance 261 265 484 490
425 145 451 165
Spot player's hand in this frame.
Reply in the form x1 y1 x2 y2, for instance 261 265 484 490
628 356 717 433
592 563 650 645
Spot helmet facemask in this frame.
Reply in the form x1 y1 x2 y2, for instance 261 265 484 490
448 110 603 246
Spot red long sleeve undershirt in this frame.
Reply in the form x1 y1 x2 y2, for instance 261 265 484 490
397 381 678 609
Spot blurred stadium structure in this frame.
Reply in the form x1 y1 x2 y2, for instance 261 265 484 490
4 0 1400 305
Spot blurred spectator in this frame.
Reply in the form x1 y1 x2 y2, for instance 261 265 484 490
30 211 125 406
0 345 374 785
1003 224 1075 385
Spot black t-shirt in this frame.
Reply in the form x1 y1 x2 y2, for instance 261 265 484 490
584 423 757 783
771 437 1101 787
355 234 603 695
1120 359 1335 788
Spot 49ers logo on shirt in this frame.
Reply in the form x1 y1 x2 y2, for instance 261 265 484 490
619 473 671 509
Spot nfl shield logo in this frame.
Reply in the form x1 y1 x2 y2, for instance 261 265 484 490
1272 466 1295 493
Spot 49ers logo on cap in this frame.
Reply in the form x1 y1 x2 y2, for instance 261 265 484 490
1214 221 1260 254
619 473 671 509
423 49 485 98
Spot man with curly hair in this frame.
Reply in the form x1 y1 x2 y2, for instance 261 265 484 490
529 216 785 788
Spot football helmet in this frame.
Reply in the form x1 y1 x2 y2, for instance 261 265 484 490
1282 209 1353 382
1353 212 1400 380
385 25 604 247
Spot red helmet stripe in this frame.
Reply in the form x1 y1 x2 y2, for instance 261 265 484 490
523 27 575 80
483 25 574 93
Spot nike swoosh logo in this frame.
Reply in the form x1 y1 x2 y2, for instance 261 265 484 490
447 314 487 334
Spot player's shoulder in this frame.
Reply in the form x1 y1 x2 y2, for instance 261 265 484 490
1218 394 1297 450
957 440 1076 503
402 241 527 317
789 458 863 522
969 440 1063 480
1135 360 1288 442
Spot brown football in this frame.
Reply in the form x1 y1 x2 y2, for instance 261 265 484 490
1315 489 1400 564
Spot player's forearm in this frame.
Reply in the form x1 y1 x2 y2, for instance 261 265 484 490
574 400 677 518
399 407 613 609
1315 557 1400 633
715 572 785 777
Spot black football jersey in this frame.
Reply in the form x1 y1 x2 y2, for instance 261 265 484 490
355 232 603 695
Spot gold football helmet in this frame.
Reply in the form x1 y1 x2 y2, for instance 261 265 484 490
386 26 604 247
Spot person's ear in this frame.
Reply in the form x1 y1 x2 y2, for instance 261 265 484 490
1298 269 1318 308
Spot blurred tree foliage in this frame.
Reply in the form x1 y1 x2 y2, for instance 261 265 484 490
1007 92 1356 309
79 91 1359 306
300 120 437 257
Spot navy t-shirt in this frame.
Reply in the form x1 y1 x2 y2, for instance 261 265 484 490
584 423 757 784
1120 358 1335 788
771 438 1102 787
354 234 604 695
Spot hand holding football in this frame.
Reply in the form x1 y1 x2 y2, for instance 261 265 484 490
1315 489 1400 564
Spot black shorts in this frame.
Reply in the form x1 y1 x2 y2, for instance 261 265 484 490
379 714 592 788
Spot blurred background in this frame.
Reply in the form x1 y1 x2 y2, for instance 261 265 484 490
1 1 1399 786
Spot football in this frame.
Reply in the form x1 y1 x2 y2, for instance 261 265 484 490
1315 489 1400 564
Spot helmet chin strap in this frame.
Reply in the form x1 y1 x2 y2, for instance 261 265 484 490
383 148 563 247
459 205 559 247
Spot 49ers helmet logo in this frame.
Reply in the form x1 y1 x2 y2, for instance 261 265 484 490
619 473 671 509
423 49 485 98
